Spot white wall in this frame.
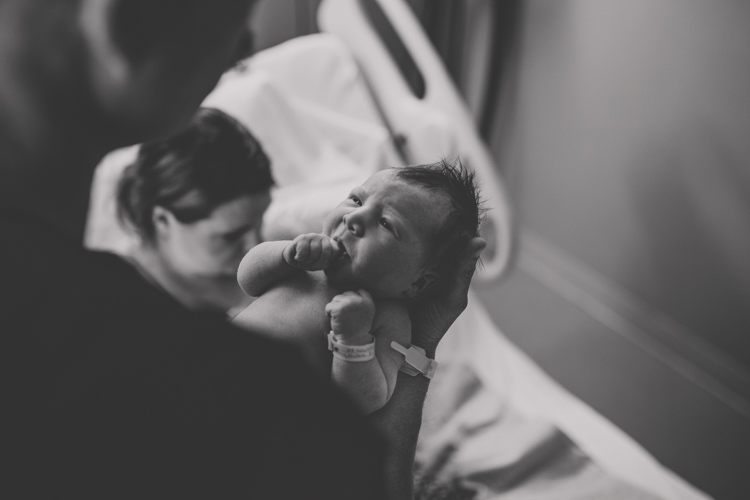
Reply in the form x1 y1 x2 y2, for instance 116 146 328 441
494 0 750 369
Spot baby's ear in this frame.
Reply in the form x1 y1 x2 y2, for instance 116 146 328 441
405 270 441 298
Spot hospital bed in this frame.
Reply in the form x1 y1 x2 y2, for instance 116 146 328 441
86 0 711 497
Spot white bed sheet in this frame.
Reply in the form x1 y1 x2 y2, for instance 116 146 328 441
423 293 710 499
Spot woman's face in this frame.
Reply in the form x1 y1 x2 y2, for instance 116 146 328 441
158 193 271 278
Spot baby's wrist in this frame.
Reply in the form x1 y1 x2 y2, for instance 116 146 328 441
331 331 373 346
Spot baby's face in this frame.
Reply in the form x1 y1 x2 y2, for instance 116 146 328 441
322 170 448 299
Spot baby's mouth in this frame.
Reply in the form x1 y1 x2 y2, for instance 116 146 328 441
330 238 350 267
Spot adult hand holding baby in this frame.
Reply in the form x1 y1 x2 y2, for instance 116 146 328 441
410 236 486 358
369 236 485 500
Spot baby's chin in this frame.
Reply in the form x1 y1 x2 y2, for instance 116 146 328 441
324 266 354 289
324 267 403 299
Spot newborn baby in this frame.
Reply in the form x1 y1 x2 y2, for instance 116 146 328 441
233 160 482 413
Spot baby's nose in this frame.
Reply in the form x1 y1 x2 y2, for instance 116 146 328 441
345 211 365 236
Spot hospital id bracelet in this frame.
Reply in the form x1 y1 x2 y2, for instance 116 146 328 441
328 331 376 362
390 342 438 379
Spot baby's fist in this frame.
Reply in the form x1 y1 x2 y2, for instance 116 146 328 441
325 290 375 342
283 233 340 271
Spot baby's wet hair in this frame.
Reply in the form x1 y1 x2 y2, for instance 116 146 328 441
392 158 485 296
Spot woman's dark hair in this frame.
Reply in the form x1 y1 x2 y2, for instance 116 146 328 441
116 107 273 241
393 159 485 294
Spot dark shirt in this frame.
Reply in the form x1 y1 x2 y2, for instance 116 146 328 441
1 202 385 498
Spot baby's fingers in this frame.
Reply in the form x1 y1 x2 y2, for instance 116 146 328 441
327 237 344 262
305 236 322 264
325 296 344 317
325 300 335 317
319 237 333 262
282 241 297 266
325 292 354 314
355 288 374 306
293 238 310 262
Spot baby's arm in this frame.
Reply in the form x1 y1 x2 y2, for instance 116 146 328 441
326 292 410 415
238 233 340 297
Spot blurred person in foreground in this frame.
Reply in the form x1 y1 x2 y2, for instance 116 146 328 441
0 1 484 498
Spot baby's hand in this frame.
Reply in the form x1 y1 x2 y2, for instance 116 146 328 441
325 290 375 342
283 233 341 271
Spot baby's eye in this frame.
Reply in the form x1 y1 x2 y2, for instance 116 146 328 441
379 218 392 231
350 195 362 206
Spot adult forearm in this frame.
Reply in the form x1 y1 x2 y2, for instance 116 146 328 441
367 372 430 500
368 238 484 499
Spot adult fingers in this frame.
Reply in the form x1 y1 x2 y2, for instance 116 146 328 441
444 237 486 307
410 237 486 355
